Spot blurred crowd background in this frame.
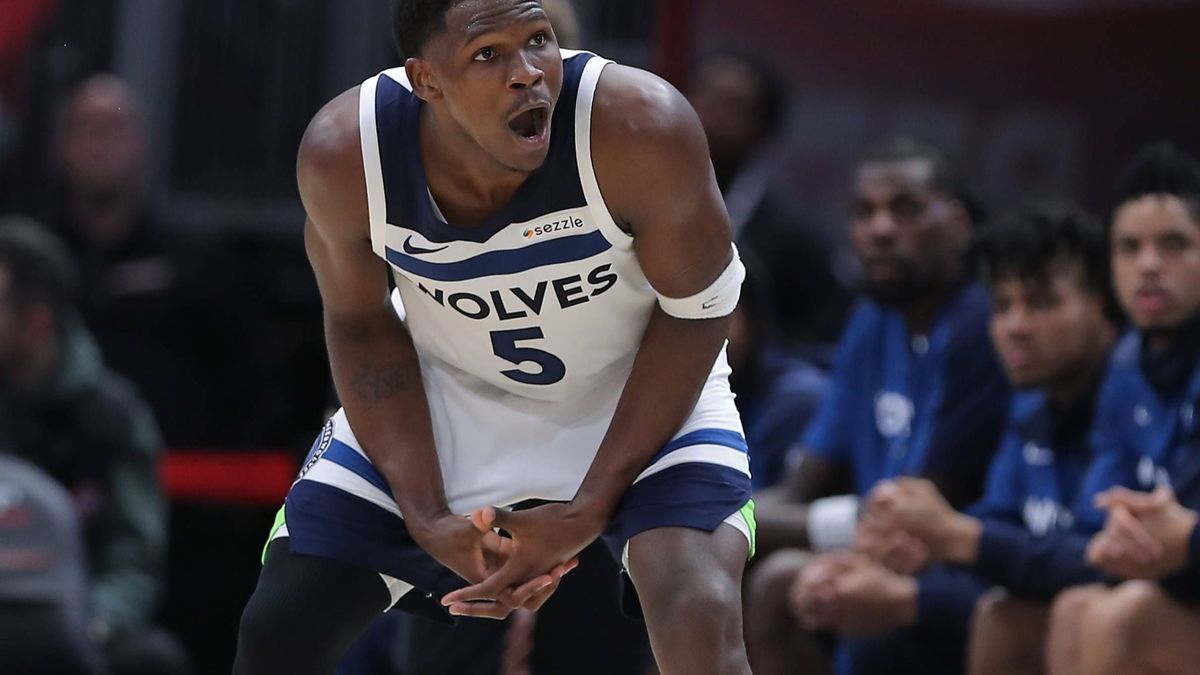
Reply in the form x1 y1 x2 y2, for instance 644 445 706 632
1 1 1199 674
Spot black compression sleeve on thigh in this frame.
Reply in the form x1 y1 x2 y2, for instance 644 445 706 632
233 538 391 675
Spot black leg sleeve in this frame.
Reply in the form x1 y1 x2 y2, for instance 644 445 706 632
233 538 391 675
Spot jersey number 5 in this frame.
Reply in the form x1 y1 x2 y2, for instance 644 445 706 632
490 327 566 385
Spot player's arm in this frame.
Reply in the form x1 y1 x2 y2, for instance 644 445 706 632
297 88 451 533
564 65 739 526
753 451 849 555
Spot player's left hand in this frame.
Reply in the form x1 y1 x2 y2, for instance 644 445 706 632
442 502 603 618
866 478 955 545
1087 485 1197 580
855 516 931 575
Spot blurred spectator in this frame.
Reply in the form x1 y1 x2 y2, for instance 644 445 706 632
855 205 1118 675
729 253 829 490
0 454 102 674
1043 144 1200 674
0 218 191 675
684 52 852 347
1 0 121 214
45 74 250 447
744 138 1009 675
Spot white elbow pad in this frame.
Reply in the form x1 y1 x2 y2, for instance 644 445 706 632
807 494 860 552
655 244 745 320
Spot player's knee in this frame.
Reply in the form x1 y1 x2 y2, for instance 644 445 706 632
1045 584 1107 672
645 565 743 637
1048 584 1105 637
1082 581 1162 648
969 590 1008 643
970 589 1028 637
971 588 1006 621
969 591 1045 675
680 572 742 619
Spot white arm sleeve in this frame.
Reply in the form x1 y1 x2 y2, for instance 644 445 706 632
655 243 745 320
806 494 860 552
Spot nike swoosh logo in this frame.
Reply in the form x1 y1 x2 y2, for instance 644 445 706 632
701 295 720 309
402 235 449 255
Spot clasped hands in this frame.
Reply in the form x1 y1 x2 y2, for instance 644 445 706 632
788 479 951 635
413 502 602 619
1086 484 1198 580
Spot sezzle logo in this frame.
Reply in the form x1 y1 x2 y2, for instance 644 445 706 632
522 216 585 238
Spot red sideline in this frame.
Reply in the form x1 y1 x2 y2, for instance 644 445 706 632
163 450 296 506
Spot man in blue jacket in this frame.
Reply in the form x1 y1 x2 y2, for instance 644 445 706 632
745 138 1011 675
817 205 1118 675
1040 145 1200 675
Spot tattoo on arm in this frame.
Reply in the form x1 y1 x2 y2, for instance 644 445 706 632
346 360 422 406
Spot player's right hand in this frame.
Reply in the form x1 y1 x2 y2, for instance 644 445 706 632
414 513 577 619
440 503 600 618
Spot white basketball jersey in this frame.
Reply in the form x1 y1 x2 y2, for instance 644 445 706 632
357 50 741 514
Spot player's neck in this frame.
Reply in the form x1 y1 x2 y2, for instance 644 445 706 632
419 108 527 227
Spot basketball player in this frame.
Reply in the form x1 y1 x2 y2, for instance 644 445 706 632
233 2 754 674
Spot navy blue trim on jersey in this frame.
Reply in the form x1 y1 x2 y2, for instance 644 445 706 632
323 440 392 497
384 229 612 282
375 52 594 245
644 428 748 466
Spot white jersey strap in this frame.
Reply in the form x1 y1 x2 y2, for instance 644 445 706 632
358 74 388 259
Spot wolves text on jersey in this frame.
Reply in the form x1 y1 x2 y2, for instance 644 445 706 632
415 262 619 321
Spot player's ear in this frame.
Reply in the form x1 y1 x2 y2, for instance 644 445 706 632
406 58 443 103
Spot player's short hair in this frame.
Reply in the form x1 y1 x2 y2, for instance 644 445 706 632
973 203 1116 320
858 137 985 225
390 0 465 59
0 216 76 313
1111 142 1200 225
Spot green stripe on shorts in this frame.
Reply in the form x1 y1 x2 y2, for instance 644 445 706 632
262 505 287 564
740 498 757 560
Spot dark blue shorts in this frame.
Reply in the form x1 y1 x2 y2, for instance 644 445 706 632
269 426 755 622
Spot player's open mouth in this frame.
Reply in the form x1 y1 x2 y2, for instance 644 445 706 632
508 105 549 144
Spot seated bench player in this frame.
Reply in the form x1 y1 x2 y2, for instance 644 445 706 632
745 138 1010 675
862 204 1119 675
